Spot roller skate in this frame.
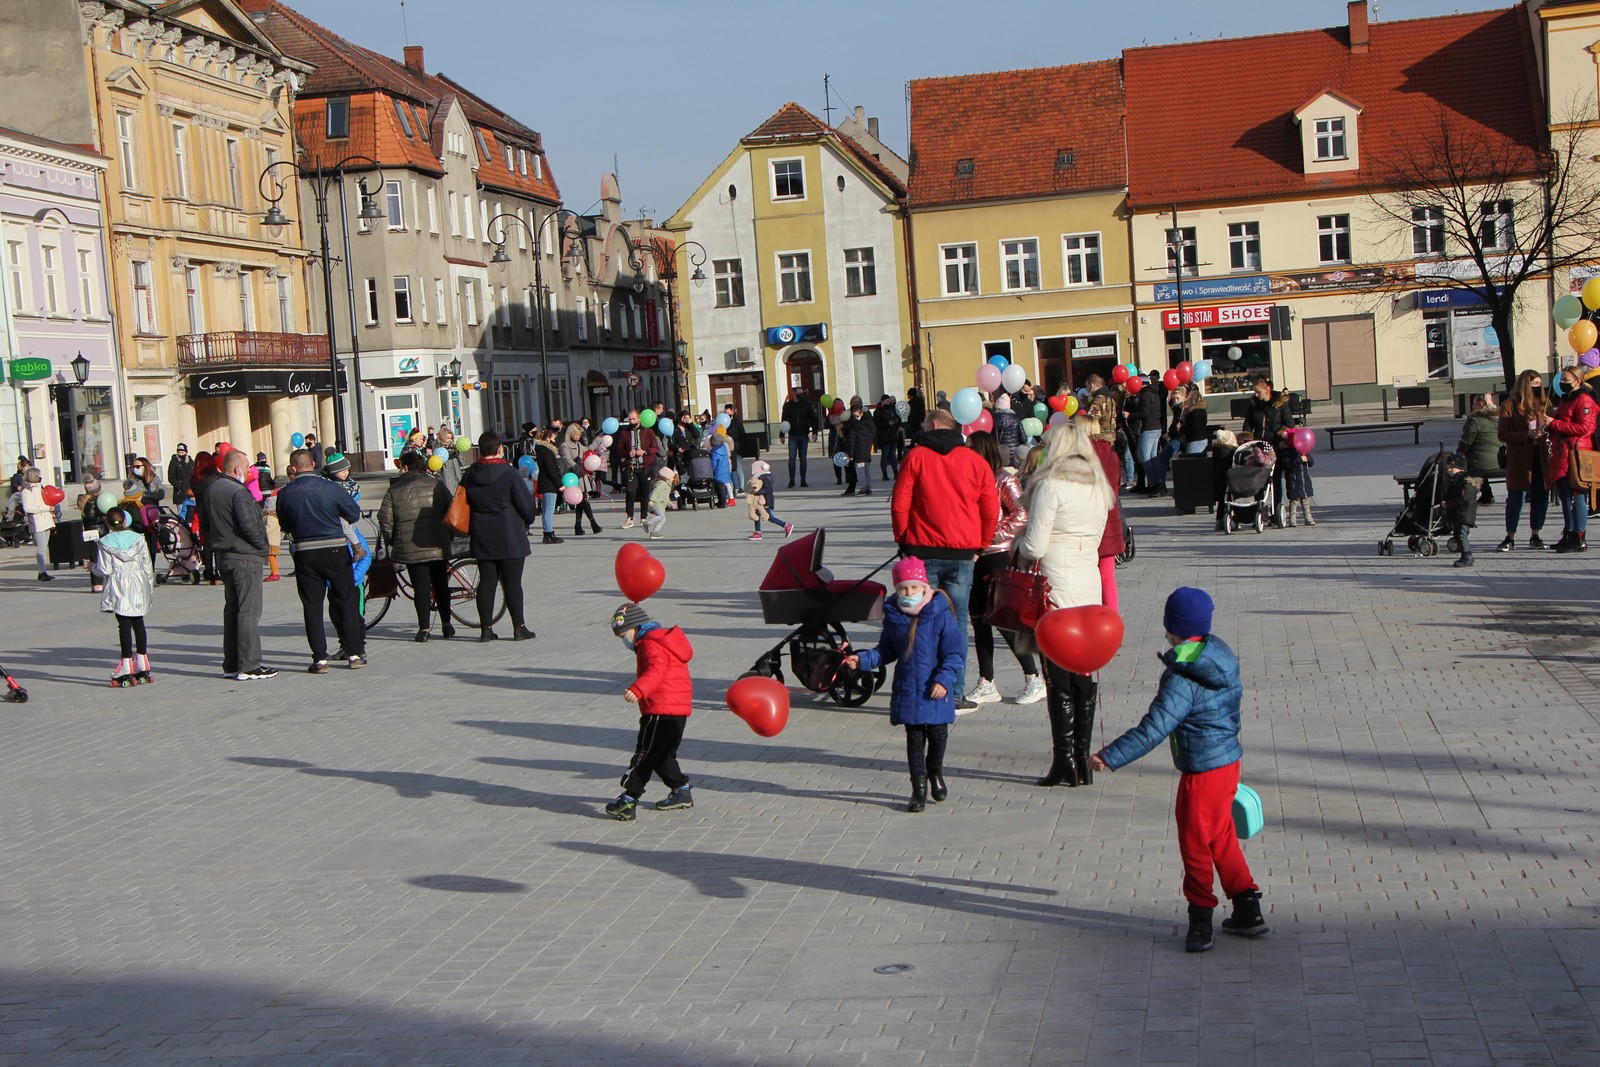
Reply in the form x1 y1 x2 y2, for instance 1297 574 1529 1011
133 654 153 685
110 658 136 688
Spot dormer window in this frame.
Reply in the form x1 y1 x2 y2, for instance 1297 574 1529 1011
1314 117 1347 160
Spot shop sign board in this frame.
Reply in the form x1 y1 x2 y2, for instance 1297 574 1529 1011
185 369 343 399
1152 275 1270 303
8 357 53 383
1161 303 1274 330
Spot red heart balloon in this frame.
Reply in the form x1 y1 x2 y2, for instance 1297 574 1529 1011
616 542 649 567
615 546 665 602
726 676 790 737
1036 605 1125 675
1047 395 1067 412
41 485 65 507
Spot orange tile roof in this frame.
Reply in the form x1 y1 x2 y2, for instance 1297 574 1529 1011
741 102 907 196
1123 6 1543 209
908 60 1126 208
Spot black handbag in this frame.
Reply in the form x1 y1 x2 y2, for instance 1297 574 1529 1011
982 555 1051 633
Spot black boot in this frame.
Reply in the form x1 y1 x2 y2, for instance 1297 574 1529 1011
1557 531 1588 554
928 768 947 802
926 724 949 802
1185 905 1215 953
1070 673 1098 786
1220 890 1269 938
1552 532 1574 551
1453 528 1474 568
907 775 927 813
1036 674 1077 787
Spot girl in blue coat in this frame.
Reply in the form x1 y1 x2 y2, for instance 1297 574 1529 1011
842 557 963 812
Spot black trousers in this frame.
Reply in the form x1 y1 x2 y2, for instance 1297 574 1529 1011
115 614 147 658
905 723 949 780
477 556 525 629
624 470 652 519
406 560 452 629
621 713 689 797
571 497 599 532
293 545 364 660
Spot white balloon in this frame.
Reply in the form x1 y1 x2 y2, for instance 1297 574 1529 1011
1001 363 1027 394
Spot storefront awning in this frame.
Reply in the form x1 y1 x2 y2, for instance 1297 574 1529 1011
585 369 611 394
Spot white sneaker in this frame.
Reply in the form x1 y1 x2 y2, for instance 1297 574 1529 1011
622 518 635 529
968 678 1002 704
1015 675 1046 705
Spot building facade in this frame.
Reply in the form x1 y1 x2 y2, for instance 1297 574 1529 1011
667 103 913 432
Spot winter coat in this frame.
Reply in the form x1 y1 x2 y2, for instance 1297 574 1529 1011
1016 475 1112 610
891 428 999 559
648 477 674 514
20 483 56 534
167 454 193 499
377 470 452 563
440 452 466 496
1099 636 1245 775
558 438 584 475
873 405 903 448
197 475 268 558
276 471 360 550
854 590 961 726
534 442 564 495
1544 387 1598 489
1497 405 1547 494
710 439 732 483
906 394 927 435
992 407 1022 451
626 622 694 716
840 414 874 463
612 425 661 473
1242 392 1290 444
1135 382 1164 430
985 469 1028 556
1092 439 1125 560
461 458 536 560
97 529 154 617
781 397 817 438
1171 404 1209 448
126 468 165 507
1456 411 1501 476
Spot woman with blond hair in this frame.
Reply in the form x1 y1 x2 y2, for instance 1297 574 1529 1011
1016 418 1116 787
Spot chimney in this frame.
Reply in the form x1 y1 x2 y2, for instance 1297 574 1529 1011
404 45 424 73
867 116 879 140
1348 1 1369 53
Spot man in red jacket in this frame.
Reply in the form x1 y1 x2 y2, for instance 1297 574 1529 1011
606 602 696 820
891 410 1000 711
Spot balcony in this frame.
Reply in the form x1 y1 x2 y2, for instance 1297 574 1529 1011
177 331 330 368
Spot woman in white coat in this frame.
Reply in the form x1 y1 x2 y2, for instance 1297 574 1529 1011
19 467 57 581
1016 417 1115 787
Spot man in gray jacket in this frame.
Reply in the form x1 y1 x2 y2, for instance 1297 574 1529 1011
199 449 276 680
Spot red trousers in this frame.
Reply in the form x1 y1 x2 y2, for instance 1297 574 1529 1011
1175 760 1257 908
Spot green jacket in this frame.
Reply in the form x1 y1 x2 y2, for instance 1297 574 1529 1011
1456 410 1501 475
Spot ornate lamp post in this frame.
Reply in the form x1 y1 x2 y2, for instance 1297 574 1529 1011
626 238 706 412
489 209 569 424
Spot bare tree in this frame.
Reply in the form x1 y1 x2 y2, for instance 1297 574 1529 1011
1364 105 1600 393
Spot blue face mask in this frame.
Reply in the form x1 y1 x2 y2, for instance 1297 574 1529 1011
897 592 925 610
621 635 636 651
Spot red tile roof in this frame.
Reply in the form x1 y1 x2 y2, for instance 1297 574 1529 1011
908 60 1126 208
741 102 907 197
1123 6 1543 209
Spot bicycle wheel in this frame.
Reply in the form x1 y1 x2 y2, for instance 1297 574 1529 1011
361 580 393 631
446 559 507 626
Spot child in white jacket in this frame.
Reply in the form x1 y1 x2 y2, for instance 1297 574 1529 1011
98 506 157 685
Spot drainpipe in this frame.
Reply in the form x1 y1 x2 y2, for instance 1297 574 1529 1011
900 199 923 394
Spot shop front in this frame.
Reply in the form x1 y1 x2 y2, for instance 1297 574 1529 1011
1036 332 1120 394
184 367 343 464
1161 302 1277 395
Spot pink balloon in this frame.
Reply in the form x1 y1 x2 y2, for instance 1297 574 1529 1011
562 485 584 505
976 364 1003 393
599 434 613 448
971 409 993 433
1292 428 1316 456
583 453 603 472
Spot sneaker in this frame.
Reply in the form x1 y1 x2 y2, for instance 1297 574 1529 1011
783 522 795 538
1497 535 1516 552
1015 675 1047 705
954 696 979 716
348 654 367 669
236 667 279 681
1529 534 1546 550
968 679 1002 704
622 518 636 529
37 572 54 582
604 794 637 821
649 533 664 540
655 787 694 811
307 660 329 675
748 531 764 540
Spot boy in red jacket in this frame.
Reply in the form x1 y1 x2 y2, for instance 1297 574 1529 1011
606 602 696 821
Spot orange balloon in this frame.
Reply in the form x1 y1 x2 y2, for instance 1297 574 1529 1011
1036 605 1125 675
726 676 790 736
1570 320 1598 354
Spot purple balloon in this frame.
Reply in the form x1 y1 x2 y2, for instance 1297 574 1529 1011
1582 348 1600 369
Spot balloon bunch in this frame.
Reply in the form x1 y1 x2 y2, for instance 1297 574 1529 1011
1553 279 1600 367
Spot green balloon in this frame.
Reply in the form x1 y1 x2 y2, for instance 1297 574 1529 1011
820 393 834 410
455 437 471 452
1021 417 1044 438
639 409 658 429
96 490 119 512
1554 293 1585 330
561 472 580 488
1034 403 1048 421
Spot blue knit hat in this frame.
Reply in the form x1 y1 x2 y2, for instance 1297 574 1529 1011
1163 587 1214 638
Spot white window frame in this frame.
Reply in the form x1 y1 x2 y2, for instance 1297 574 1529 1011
999 237 1041 293
1412 206 1445 257
5 240 26 311
131 259 155 333
172 123 190 199
385 180 404 230
1313 117 1347 161
1166 226 1198 278
115 111 138 190
462 280 479 326
434 278 447 325
418 275 429 324
363 277 379 325
237 270 254 330
1227 222 1261 271
771 157 805 200
1481 199 1515 251
620 298 632 340
777 250 813 304
713 258 744 308
226 138 242 206
844 246 877 297
276 274 293 331
448 191 460 236
940 242 979 296
547 289 558 333
1061 232 1102 287
184 265 204 334
463 194 475 240
393 275 413 323
39 237 62 315
575 295 587 340
1318 214 1352 265
426 185 438 234
77 245 96 317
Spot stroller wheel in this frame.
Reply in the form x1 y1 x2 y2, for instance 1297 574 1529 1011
1378 540 1392 556
1420 538 1439 557
1253 510 1266 534
828 665 881 708
1446 537 1461 554
1406 536 1420 551
1222 512 1234 534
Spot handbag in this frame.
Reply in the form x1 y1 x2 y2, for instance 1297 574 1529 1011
444 485 471 535
982 554 1051 633
1572 446 1600 490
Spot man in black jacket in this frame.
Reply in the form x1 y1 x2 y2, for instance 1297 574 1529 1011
840 399 875 496
1136 372 1167 495
873 395 903 480
167 444 193 505
199 449 275 680
780 388 817 488
278 448 366 670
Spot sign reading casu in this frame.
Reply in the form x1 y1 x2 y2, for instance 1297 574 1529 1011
186 369 344 400
8 357 54 383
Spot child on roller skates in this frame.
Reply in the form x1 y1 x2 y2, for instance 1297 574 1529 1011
605 602 696 821
643 467 678 540
842 557 963 812
97 506 156 686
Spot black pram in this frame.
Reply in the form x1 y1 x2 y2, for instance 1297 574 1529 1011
1378 449 1479 559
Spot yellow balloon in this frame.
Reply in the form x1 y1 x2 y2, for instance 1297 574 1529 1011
427 455 444 472
1583 277 1600 311
1570 320 1598 354
716 424 727 435
1062 395 1079 417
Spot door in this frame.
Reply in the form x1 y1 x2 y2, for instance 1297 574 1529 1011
1036 337 1068 395
851 345 884 404
785 349 824 399
1303 315 1376 401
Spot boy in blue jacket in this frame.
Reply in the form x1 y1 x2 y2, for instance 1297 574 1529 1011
1092 587 1267 953
842 557 962 812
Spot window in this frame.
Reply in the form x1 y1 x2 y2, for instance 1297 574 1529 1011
412 104 428 142
433 278 446 325
504 145 514 171
237 271 254 330
547 289 558 333
463 195 475 240
131 260 155 332
599 299 609 334
1318 214 1352 264
479 199 488 242
172 124 190 199
772 159 805 199
448 191 459 236
276 274 293 331
844 247 877 296
498 284 510 328
1165 227 1198 277
422 186 437 234
633 301 644 340
1481 199 1515 251
39 241 61 314
264 145 278 177
363 277 379 325
385 180 404 229
575 296 587 340
532 154 542 180
462 280 478 326
115 112 137 190
713 258 745 307
1000 238 1040 292
393 276 413 322
77 247 95 316
519 149 528 176
5 240 25 310
226 138 241 206
620 298 632 339
1313 117 1346 160
473 128 490 162
1411 206 1445 256
1227 222 1261 271
394 99 413 138
418 276 429 323
326 98 350 139
1062 233 1102 286
778 251 812 303
941 243 979 296
184 266 204 334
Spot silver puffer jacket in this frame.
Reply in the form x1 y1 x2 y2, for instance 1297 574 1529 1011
98 529 154 617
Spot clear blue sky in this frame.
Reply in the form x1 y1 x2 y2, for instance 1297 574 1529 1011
287 0 1498 221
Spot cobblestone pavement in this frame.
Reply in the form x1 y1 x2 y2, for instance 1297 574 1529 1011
2 425 1597 1066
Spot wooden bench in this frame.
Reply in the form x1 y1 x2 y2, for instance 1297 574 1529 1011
1394 470 1505 508
1326 421 1425 450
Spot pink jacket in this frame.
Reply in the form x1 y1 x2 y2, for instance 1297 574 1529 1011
985 470 1028 555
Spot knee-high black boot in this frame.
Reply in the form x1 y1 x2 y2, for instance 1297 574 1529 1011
1070 673 1098 786
906 726 928 812
926 723 949 802
1036 669 1078 787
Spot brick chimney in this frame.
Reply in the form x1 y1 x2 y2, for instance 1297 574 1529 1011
403 45 424 73
1348 1 1369 53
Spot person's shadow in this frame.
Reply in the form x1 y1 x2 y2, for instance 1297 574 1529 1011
228 756 593 816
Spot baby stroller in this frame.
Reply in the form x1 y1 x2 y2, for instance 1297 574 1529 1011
1221 440 1277 534
151 507 202 584
1115 521 1135 566
0 510 27 548
746 528 890 707
1379 448 1476 557
680 449 718 510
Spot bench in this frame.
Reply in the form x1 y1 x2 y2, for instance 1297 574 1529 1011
1325 421 1424 450
1394 470 1505 508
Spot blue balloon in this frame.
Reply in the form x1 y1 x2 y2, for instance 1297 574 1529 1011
517 454 537 473
1192 360 1213 383
658 419 676 439
290 432 305 448
716 413 731 428
987 354 1010 369
1553 376 1569 398
433 447 449 458
600 417 620 435
950 387 984 426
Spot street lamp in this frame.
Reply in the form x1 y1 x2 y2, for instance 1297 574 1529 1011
435 356 463 387
626 238 706 411
488 209 569 424
259 156 386 455
70 351 90 385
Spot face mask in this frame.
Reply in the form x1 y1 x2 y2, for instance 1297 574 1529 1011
897 591 925 610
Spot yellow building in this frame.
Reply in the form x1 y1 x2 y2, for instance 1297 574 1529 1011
667 103 913 432
907 61 1133 399
79 0 321 464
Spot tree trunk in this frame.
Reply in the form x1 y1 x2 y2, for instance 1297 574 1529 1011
1494 306 1517 396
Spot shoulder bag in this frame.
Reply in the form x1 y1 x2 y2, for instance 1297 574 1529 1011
444 485 471 535
982 554 1051 633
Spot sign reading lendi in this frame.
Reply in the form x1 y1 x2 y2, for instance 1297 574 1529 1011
186 369 344 399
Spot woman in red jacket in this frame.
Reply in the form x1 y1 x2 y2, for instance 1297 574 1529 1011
1543 366 1597 553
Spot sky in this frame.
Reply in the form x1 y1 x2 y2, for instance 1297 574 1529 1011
285 0 1500 222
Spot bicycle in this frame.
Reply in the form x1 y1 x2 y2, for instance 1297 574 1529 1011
359 518 504 632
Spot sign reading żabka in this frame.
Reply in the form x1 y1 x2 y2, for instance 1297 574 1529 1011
185 369 344 399
7 357 53 383
1160 303 1274 330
